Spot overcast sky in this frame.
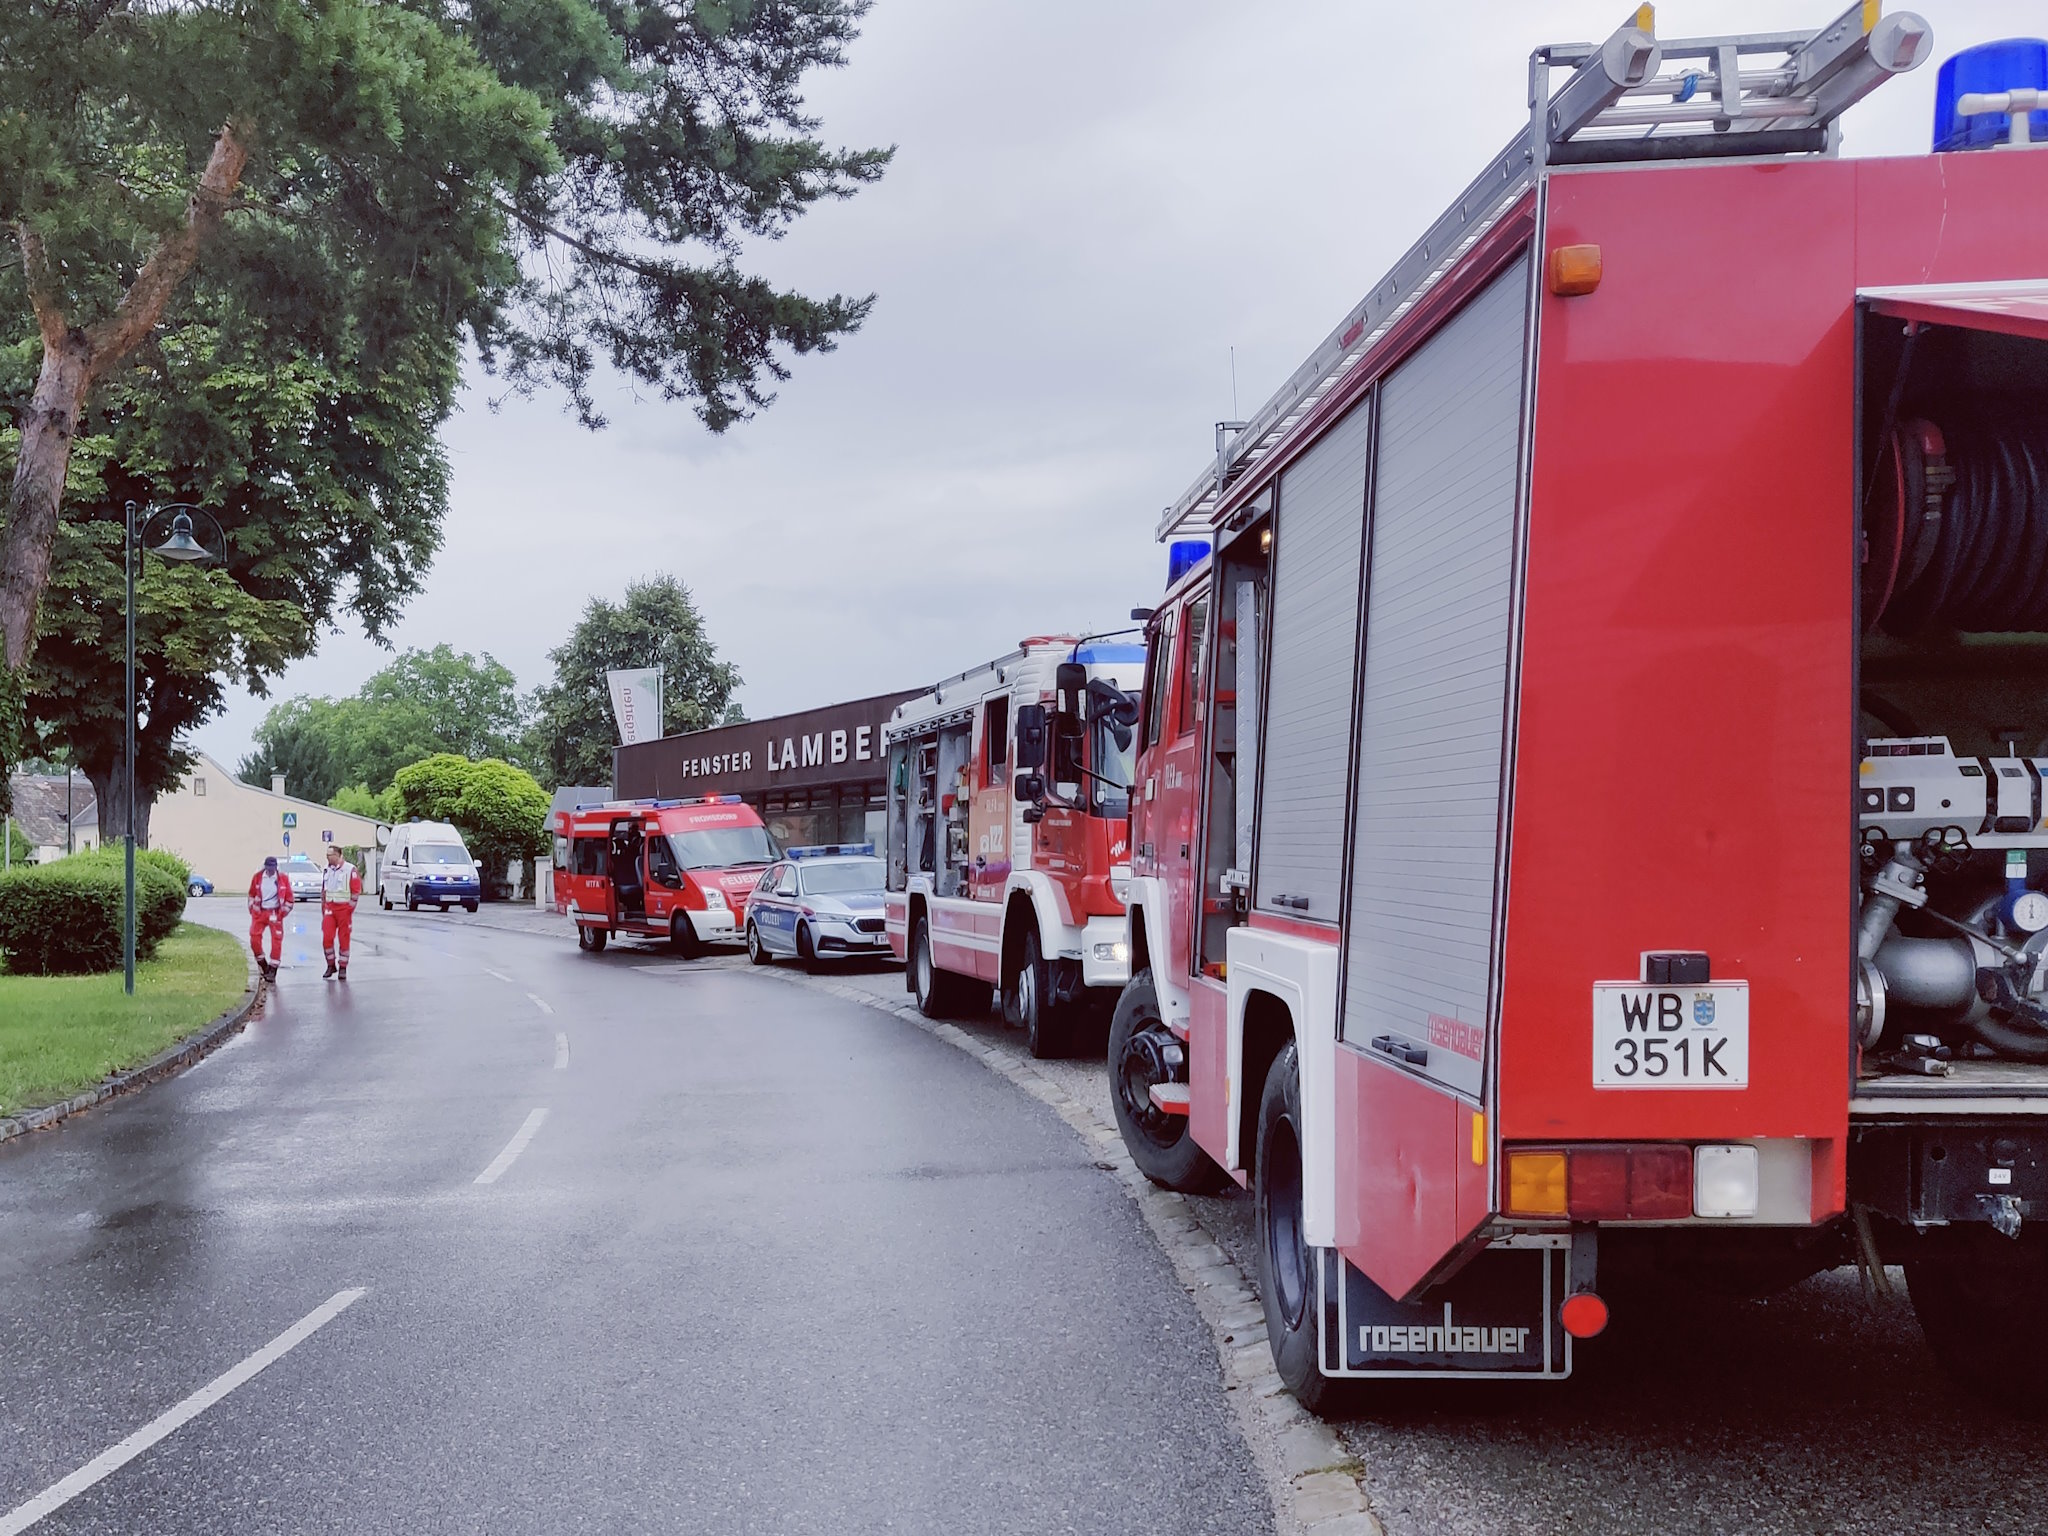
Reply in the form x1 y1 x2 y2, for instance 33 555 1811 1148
192 0 2045 774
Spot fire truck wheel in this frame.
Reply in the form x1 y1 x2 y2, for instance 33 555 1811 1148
1016 929 1067 1058
1907 1226 2048 1414
1108 971 1227 1192
669 913 704 959
1255 1042 1344 1414
577 925 608 953
912 914 976 1018
747 921 772 965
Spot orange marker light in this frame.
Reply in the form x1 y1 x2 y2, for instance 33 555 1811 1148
1547 244 1603 297
1471 1111 1487 1166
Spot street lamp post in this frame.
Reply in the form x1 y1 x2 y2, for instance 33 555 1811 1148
122 501 223 996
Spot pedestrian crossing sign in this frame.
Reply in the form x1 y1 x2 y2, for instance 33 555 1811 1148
282 811 298 828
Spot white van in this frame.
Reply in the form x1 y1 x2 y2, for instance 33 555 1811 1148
379 821 482 913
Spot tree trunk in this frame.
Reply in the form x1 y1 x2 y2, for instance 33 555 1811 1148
84 755 152 850
0 332 94 671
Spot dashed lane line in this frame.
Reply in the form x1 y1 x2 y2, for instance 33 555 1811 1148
0 1288 367 1536
527 993 554 1015
473 1108 549 1186
554 1033 570 1070
486 968 515 984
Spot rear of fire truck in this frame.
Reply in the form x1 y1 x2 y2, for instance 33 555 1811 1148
1112 9 2048 1412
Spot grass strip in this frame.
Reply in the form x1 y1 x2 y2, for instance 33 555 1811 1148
0 922 249 1117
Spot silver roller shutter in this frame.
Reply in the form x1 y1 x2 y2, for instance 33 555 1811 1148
1253 402 1370 921
1343 258 1529 1099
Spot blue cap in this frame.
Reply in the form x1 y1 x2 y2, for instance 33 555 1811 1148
263 856 278 869
1933 39 2048 151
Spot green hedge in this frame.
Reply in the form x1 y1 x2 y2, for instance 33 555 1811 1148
0 853 187 976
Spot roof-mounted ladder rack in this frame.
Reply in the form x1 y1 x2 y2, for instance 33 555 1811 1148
1157 3 1933 540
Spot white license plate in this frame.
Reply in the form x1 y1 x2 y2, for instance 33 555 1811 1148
1591 982 1749 1088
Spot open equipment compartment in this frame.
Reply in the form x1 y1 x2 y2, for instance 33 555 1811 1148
1856 288 2048 1091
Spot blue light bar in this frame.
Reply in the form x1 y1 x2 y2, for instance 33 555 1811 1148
1933 38 2047 151
787 843 876 860
1167 539 1210 587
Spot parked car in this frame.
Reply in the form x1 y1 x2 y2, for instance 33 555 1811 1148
187 873 214 897
745 845 890 971
279 855 323 902
380 820 481 912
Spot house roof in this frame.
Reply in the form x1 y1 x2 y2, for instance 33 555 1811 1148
7 774 99 847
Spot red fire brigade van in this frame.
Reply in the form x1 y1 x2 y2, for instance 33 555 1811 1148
883 636 1147 1056
552 796 778 955
1110 10 2048 1411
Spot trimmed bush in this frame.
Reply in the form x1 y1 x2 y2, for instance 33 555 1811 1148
0 855 186 976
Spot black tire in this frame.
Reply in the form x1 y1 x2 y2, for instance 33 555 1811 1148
577 924 608 953
381 888 392 911
436 903 449 912
747 921 773 966
669 912 703 958
1014 927 1067 1058
189 882 205 898
1255 1041 1344 1414
406 886 418 912
913 914 978 1017
1908 1227 2048 1414
797 922 824 975
1108 970 1228 1192
463 900 478 913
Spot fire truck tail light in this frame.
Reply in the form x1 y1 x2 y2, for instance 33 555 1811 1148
1692 1143 1760 1219
1505 1150 1567 1217
1504 1144 1693 1220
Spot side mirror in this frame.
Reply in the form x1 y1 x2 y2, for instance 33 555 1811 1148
1014 772 1045 803
1054 662 1088 719
1022 805 1044 825
1014 703 1048 770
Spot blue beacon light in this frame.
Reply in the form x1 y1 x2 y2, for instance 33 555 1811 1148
1167 539 1210 586
1933 38 2047 152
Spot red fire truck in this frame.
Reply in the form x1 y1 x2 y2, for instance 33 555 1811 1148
1109 8 2048 1409
883 636 1148 1055
552 796 778 955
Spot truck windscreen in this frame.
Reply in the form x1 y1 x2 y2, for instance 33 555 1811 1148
669 827 779 870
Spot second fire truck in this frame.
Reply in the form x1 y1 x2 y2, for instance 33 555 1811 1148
883 635 1148 1056
1107 8 2048 1411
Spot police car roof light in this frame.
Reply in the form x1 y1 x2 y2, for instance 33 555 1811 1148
787 843 876 860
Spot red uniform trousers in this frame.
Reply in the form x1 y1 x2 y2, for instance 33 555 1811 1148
249 908 285 962
321 903 355 969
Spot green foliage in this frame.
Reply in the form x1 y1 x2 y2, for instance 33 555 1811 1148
392 752 548 892
526 575 741 787
240 645 528 801
4 818 30 866
0 923 248 1116
0 853 184 975
329 783 402 822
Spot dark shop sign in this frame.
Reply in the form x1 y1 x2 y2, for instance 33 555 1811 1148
613 689 920 800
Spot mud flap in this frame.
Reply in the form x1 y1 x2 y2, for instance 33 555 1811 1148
1318 1243 1571 1379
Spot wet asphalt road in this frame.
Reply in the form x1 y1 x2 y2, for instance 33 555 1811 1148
0 903 1269 1534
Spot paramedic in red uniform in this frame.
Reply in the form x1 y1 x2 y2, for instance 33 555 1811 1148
246 855 291 981
320 844 362 979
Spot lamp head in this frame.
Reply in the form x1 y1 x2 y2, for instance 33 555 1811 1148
152 511 211 563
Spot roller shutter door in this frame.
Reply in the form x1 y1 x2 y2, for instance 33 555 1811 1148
1342 258 1529 1099
1253 402 1371 921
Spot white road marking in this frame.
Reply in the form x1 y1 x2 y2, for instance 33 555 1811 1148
474 1108 549 1185
0 1288 366 1536
526 992 554 1016
485 968 514 984
554 1033 570 1070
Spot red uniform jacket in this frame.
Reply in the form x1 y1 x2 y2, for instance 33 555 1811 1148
247 870 294 915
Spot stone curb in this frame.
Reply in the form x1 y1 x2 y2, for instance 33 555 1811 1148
0 944 262 1147
769 968 1385 1536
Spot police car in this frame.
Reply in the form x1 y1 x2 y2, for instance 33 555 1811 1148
744 845 891 971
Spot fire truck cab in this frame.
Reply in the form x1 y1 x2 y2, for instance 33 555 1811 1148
552 796 778 956
883 636 1146 1056
1111 10 2048 1411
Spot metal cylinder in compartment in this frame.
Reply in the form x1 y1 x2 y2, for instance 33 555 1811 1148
1873 934 1985 1014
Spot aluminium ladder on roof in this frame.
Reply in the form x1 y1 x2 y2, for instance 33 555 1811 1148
1157 2 1934 541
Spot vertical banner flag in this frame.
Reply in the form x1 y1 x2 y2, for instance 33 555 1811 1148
607 667 664 745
